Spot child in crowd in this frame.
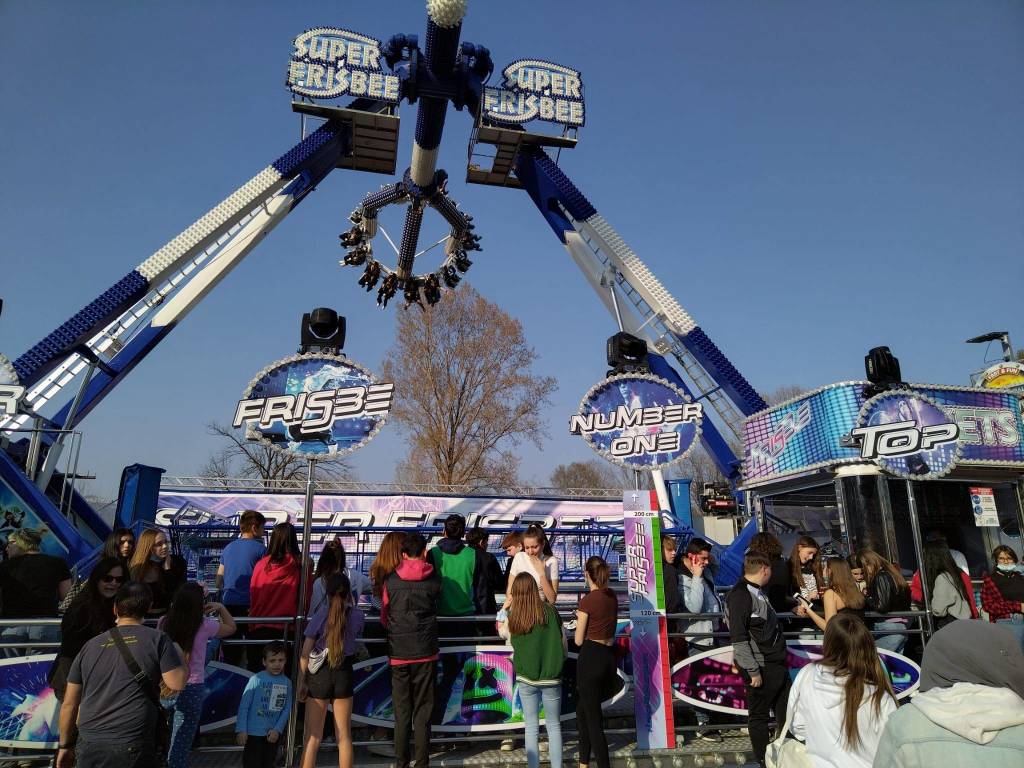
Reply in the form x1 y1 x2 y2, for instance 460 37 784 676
236 641 293 768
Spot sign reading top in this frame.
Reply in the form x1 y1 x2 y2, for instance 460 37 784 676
287 28 401 103
483 60 585 127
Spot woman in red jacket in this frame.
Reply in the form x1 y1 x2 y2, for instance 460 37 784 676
248 521 313 671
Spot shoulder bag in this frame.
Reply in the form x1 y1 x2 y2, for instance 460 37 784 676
109 627 174 759
764 670 812 768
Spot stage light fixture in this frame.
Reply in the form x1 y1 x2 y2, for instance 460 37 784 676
300 307 346 354
606 332 649 374
863 346 903 398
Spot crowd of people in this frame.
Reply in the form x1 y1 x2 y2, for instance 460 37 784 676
0 513 1017 768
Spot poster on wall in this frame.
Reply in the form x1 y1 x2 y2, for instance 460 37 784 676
0 483 67 557
969 487 999 527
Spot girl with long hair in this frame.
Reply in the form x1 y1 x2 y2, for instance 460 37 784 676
797 556 866 632
48 556 123 700
248 522 311 670
298 573 365 768
312 539 371 614
506 525 559 603
502 572 566 768
919 541 974 628
786 612 897 767
103 527 136 565
369 531 405 610
574 556 619 768
856 549 911 652
129 528 181 616
158 582 236 768
789 535 824 602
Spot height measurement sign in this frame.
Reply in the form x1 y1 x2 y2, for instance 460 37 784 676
570 373 702 471
233 353 393 459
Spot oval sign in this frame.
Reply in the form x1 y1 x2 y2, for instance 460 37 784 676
854 390 961 480
232 353 393 459
569 373 702 470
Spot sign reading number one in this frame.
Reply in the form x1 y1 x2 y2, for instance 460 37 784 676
623 490 676 749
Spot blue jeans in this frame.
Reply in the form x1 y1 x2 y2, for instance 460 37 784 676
1 623 59 658
518 682 562 768
166 683 208 768
873 621 907 653
996 618 1024 651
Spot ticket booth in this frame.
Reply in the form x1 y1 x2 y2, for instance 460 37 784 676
740 382 1024 584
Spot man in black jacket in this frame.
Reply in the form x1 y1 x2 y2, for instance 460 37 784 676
726 552 789 768
382 533 441 768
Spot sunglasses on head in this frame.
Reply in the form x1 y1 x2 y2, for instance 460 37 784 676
100 574 124 584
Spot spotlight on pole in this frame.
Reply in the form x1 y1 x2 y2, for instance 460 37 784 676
300 308 346 354
607 332 649 375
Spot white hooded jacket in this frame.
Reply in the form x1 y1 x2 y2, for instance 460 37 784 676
788 663 897 768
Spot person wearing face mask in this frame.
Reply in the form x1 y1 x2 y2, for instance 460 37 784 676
872 621 1024 766
981 545 1024 650
129 528 183 617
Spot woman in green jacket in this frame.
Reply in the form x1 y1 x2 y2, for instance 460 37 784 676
504 572 566 768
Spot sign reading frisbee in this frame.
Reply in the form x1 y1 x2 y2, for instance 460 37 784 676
483 60 585 127
287 27 401 103
233 353 393 459
569 373 701 470
852 391 961 479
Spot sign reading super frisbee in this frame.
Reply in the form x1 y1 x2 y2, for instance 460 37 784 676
570 373 701 470
287 28 401 103
483 60 585 127
233 353 393 459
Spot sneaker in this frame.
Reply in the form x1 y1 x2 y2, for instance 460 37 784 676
500 738 515 751
695 728 723 743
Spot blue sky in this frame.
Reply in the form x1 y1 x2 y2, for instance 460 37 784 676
1 1 1022 498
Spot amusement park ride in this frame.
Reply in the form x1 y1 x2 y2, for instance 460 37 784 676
0 0 766 554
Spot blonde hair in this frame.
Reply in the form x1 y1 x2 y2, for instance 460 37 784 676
10 526 47 552
507 573 548 636
129 528 166 580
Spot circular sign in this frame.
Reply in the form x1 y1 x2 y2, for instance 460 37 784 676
233 353 393 459
980 361 1024 392
569 373 702 471
856 391 961 480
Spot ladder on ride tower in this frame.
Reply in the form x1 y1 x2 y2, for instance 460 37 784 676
564 207 760 445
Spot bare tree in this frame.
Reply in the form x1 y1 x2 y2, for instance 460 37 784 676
550 459 652 491
201 422 353 488
764 385 805 406
381 284 557 490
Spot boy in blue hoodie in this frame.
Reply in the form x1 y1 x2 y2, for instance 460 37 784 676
236 641 293 768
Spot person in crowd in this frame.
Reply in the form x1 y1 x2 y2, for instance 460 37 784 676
924 530 969 574
727 552 790 767
789 535 825 604
856 549 911 653
748 532 792 614
503 572 566 768
575 556 618 768
103 528 136 565
158 583 236 768
365 530 407 758
382 533 441 768
466 526 504 615
796 555 866 631
0 526 72 656
787 611 897 768
914 540 976 628
298 573 365 768
215 510 266 666
500 531 524 581
981 545 1024 648
849 556 867 593
129 528 183 617
679 537 724 742
506 524 559 603
57 582 188 768
661 535 684 664
48 556 123 701
236 641 292 768
311 539 371 614
248 522 311 671
872 620 1024 766
429 514 491 735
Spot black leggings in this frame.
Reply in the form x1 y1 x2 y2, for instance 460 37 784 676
576 639 616 768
